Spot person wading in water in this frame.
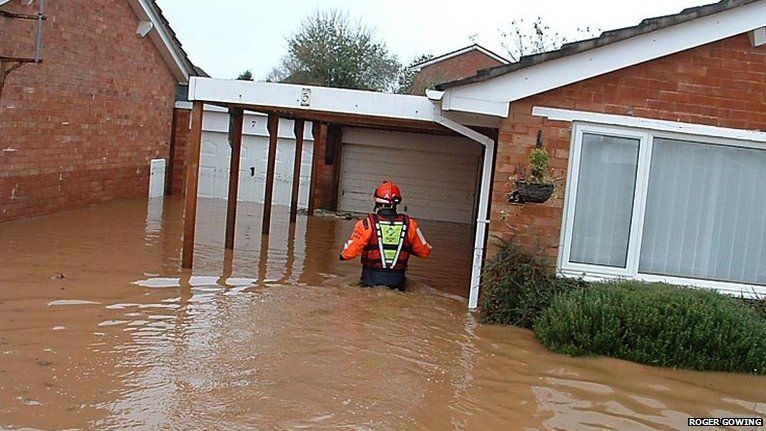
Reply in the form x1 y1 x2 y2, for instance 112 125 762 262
339 180 431 290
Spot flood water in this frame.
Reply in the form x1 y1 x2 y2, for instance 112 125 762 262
1 197 764 430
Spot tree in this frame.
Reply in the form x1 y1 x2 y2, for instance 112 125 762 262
500 17 600 62
267 9 401 92
396 53 433 95
237 70 254 81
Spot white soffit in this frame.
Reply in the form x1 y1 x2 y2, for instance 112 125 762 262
445 1 766 106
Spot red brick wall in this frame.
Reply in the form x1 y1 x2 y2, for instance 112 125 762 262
412 50 504 95
309 123 340 211
491 33 766 264
169 108 191 195
0 0 178 222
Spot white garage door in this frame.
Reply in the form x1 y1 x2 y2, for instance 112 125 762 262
198 109 313 208
338 127 482 224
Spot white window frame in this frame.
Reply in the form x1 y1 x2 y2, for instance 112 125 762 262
559 121 766 298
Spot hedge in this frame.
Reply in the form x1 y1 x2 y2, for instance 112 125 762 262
533 281 766 374
479 241 585 328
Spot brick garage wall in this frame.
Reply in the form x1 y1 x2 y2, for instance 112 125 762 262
491 33 766 264
309 124 341 211
412 50 504 95
169 107 191 195
0 0 178 222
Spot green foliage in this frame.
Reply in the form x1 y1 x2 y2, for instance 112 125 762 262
396 53 434 95
739 297 766 318
479 241 585 328
534 281 766 374
237 70 254 81
529 148 549 183
267 9 400 91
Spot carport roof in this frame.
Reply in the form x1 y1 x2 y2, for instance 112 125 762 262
187 77 499 135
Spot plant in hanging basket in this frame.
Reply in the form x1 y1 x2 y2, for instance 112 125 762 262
509 148 555 204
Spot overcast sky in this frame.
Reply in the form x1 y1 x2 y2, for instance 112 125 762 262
156 0 711 80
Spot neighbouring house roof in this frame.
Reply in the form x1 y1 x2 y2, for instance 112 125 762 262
127 0 207 83
411 44 509 71
437 0 761 90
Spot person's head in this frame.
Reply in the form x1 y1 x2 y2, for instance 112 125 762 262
373 180 402 212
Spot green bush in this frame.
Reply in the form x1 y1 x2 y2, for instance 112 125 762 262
534 281 766 374
479 241 585 328
739 297 766 319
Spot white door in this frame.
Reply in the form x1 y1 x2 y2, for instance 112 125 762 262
148 158 166 198
338 128 482 224
199 134 230 198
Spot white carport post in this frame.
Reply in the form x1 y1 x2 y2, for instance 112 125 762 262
433 112 495 309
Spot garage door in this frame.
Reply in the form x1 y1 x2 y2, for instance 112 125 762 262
197 112 314 208
338 127 482 224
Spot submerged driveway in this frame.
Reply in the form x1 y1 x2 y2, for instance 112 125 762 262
1 197 764 430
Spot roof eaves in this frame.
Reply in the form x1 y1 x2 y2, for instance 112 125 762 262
143 0 206 79
412 43 509 70
436 0 760 90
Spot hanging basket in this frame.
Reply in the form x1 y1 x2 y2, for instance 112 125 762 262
509 180 554 204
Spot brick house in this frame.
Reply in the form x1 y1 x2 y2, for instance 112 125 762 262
436 0 765 298
0 0 200 222
408 44 508 95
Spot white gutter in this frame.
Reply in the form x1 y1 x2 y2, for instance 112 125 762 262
433 111 495 310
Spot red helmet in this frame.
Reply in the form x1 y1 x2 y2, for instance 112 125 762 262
374 180 402 205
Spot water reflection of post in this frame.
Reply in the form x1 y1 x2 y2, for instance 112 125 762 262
280 222 297 284
217 249 234 288
257 233 270 286
449 312 478 427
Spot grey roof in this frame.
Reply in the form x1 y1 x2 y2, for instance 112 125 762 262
145 0 208 78
436 0 759 90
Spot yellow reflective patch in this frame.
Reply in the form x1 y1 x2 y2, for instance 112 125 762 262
380 223 404 246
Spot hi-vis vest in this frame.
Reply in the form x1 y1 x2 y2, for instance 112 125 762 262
362 213 412 271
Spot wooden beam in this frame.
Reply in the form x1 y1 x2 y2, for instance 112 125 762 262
224 108 244 249
181 101 204 268
219 103 451 135
290 119 305 224
308 122 327 215
329 125 343 211
262 113 279 235
165 109 179 195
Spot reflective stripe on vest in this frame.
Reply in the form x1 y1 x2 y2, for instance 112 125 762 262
373 214 407 269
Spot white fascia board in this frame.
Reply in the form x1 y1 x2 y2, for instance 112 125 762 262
532 106 766 144
447 1 766 104
442 90 509 117
188 77 440 123
127 0 190 83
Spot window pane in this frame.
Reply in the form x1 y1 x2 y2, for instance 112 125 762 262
570 133 640 267
639 139 766 285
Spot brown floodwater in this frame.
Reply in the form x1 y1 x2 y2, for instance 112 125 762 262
0 196 764 430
